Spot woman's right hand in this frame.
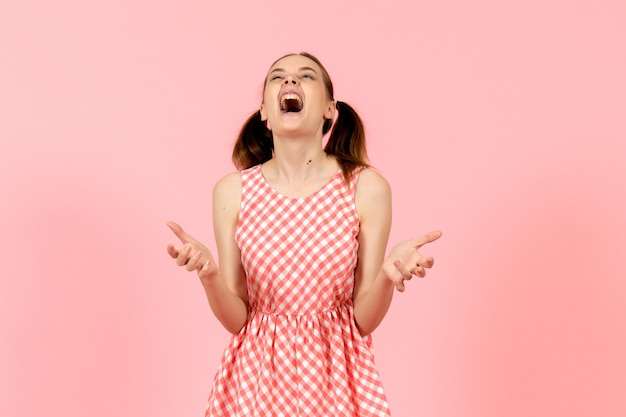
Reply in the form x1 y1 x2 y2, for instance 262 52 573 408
167 221 218 282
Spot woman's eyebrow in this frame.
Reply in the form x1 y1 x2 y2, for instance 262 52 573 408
269 66 318 75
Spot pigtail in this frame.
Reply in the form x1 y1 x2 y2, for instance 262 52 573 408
232 110 274 170
324 100 370 182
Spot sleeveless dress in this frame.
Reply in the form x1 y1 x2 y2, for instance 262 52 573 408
205 164 391 417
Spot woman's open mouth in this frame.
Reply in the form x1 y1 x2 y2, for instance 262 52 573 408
280 93 303 113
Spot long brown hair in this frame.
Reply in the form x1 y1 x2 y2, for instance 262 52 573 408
232 52 369 181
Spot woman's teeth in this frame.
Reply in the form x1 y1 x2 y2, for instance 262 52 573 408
280 94 303 112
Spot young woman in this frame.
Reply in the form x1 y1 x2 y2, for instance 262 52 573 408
167 52 442 417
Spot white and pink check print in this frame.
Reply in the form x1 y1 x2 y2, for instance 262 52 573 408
205 165 391 417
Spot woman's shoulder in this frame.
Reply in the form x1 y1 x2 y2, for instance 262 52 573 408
212 171 243 208
214 170 242 189
356 167 391 196
354 167 391 215
354 167 392 223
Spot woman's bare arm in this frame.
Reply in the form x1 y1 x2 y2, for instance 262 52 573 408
352 169 442 336
167 172 248 335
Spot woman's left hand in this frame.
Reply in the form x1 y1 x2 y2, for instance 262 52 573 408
383 231 442 292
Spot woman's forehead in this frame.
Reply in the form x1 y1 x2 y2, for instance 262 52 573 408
268 54 320 72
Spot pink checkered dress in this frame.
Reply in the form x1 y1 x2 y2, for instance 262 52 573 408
205 164 391 417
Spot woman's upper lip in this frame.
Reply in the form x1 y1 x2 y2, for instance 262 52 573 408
279 88 303 101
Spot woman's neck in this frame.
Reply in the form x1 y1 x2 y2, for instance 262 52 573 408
263 141 338 189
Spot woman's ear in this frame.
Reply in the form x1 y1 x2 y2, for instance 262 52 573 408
259 105 271 130
324 100 336 120
259 104 267 121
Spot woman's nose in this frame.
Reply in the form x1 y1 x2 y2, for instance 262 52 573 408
284 75 297 85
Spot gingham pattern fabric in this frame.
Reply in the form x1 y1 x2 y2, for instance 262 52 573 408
205 164 391 417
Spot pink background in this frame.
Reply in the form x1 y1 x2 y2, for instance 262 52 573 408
2 0 625 416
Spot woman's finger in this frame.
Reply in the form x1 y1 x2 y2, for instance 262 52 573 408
186 251 203 271
198 260 212 280
393 260 412 280
166 243 178 259
176 245 191 266
411 231 443 249
414 265 426 278
167 221 197 245
415 255 434 269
